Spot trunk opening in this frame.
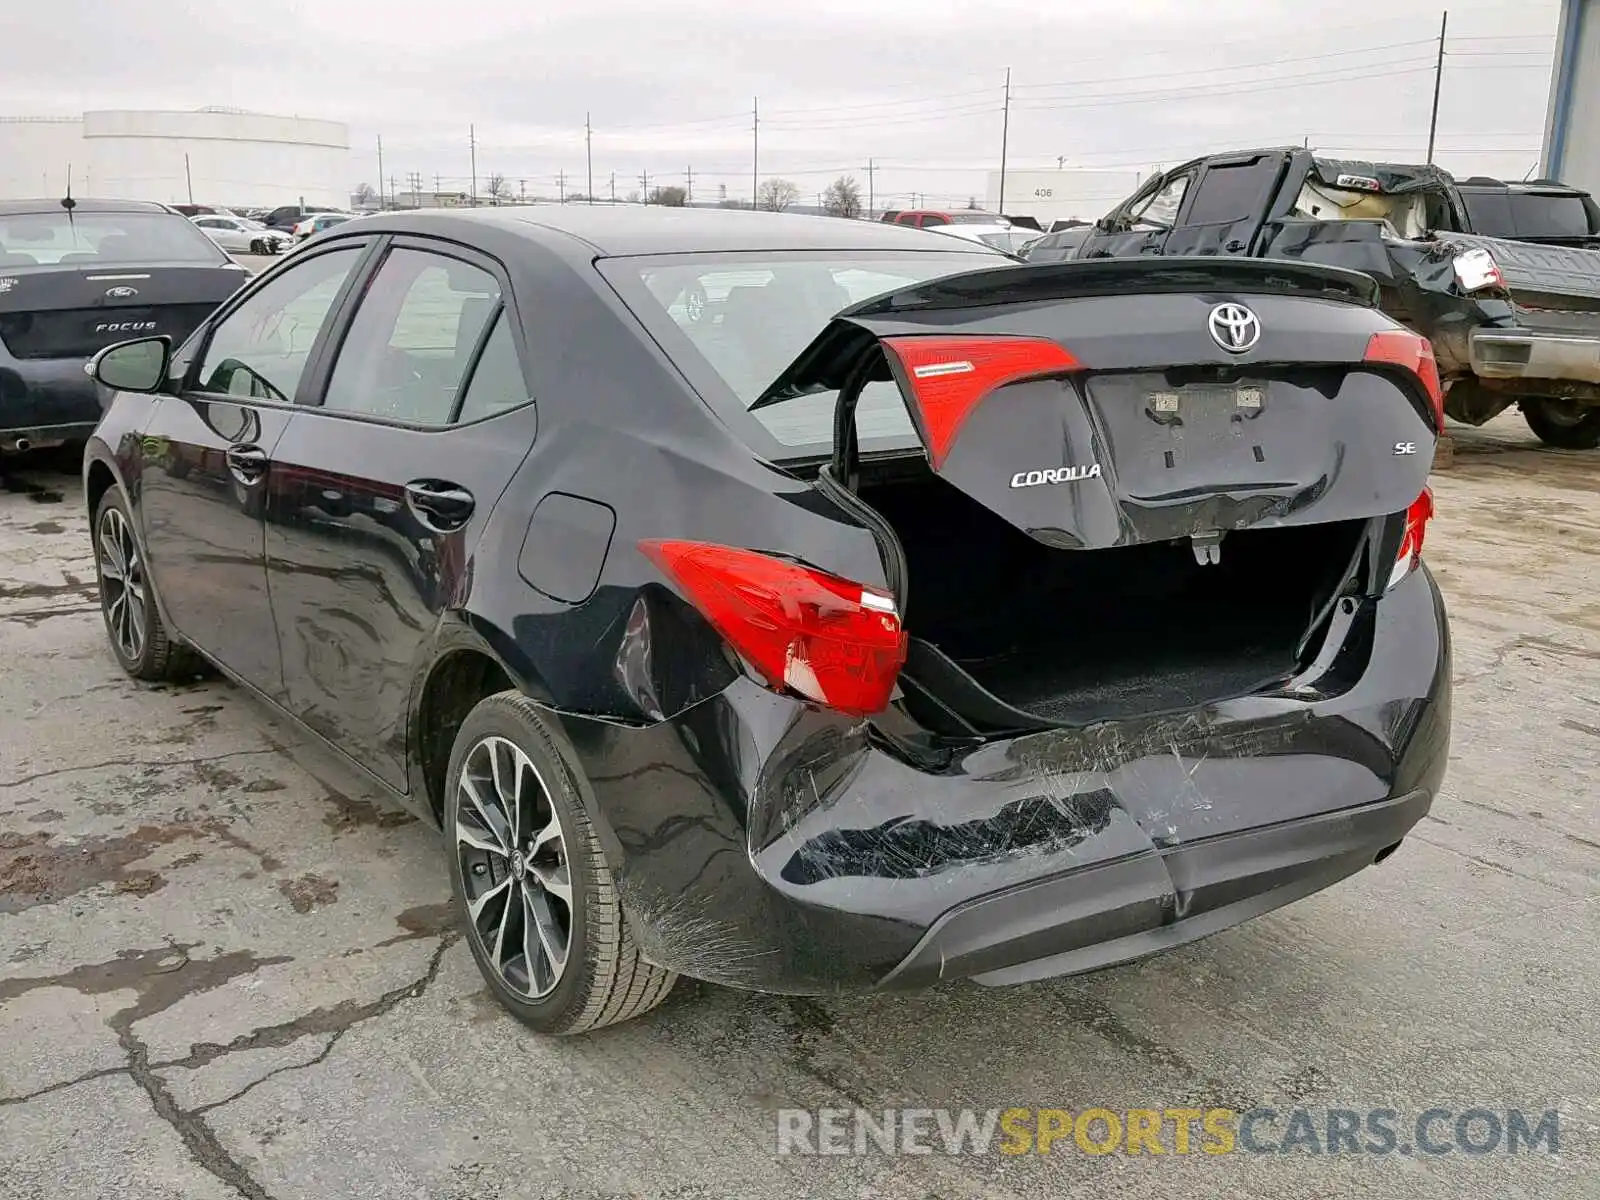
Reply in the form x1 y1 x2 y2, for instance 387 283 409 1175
857 465 1370 729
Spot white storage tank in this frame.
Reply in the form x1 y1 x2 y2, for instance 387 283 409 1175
0 108 351 208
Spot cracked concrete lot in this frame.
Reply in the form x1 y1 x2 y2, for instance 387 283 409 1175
2 417 1597 1200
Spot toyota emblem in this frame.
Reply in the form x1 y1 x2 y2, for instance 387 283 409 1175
1208 302 1261 353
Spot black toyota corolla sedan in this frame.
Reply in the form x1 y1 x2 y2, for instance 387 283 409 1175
82 206 1450 1034
0 198 248 455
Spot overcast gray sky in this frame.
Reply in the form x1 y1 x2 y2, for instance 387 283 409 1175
0 0 1562 206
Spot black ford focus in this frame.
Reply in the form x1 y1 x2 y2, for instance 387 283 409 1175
82 207 1450 1033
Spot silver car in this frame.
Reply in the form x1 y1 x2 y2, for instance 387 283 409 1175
190 214 292 256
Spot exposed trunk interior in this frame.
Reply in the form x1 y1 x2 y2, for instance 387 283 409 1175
858 467 1368 728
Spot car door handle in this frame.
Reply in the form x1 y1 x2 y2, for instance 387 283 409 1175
226 444 268 483
404 480 475 530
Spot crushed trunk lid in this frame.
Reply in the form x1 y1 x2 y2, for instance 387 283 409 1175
754 257 1438 553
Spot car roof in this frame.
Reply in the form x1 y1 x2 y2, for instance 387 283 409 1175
352 205 996 257
0 198 177 216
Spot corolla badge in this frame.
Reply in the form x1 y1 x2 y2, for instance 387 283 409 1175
1208 302 1261 353
1010 464 1102 488
105 285 139 298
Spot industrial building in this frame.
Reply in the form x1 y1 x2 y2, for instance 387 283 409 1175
984 169 1142 226
0 108 351 208
1542 0 1598 194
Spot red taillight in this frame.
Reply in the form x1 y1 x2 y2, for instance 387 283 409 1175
1388 486 1434 589
639 540 907 717
880 335 1079 468
1365 329 1444 432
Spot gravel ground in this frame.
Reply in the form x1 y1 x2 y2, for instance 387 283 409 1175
0 414 1596 1200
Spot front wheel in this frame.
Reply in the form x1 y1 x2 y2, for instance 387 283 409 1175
1522 397 1600 449
444 691 677 1034
93 487 202 680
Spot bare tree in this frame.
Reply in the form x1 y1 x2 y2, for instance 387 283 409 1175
823 175 864 219
650 185 688 207
353 182 378 207
486 173 510 203
756 177 801 212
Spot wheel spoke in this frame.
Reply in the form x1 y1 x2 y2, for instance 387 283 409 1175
526 885 568 976
99 551 125 583
455 821 503 856
125 590 146 655
520 888 551 995
529 860 571 908
467 875 511 926
459 774 510 853
529 810 561 857
489 739 518 845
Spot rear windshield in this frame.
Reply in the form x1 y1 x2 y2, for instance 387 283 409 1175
0 210 227 267
599 249 997 459
948 212 1008 225
1461 190 1597 239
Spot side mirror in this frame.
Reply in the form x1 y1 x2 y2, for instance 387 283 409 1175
87 336 172 393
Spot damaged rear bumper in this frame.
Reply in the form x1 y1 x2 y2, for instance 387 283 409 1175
1469 327 1600 385
552 566 1450 996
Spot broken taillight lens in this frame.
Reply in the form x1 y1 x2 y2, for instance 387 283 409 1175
1365 329 1445 432
1387 487 1434 590
880 335 1079 468
638 539 907 717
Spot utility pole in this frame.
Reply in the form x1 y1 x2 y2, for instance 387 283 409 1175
1426 10 1449 164
376 134 385 207
998 67 1012 214
435 173 442 194
866 159 875 216
586 112 594 205
686 164 694 204
610 171 616 204
388 175 397 209
184 153 194 204
519 178 527 203
557 170 566 204
640 170 650 203
751 97 759 210
1057 155 1066 169
469 124 478 205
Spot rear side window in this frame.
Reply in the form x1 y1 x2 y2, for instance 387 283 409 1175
1184 158 1281 226
601 250 993 458
320 246 506 426
1127 172 1192 229
455 312 530 423
1510 193 1595 238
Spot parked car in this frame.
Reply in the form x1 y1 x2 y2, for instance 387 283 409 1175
1020 225 1093 262
191 214 292 255
291 212 355 241
1076 148 1600 448
1452 176 1600 248
927 222 1037 256
0 197 247 455
880 209 1011 230
262 203 339 230
82 208 1450 1034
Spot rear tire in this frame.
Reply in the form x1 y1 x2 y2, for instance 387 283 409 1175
1522 397 1600 449
443 691 677 1034
93 487 204 681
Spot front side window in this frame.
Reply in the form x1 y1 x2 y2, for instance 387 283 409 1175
320 247 502 425
1126 173 1193 230
194 246 361 402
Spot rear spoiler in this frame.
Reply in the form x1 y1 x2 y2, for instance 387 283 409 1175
754 256 1379 409
842 256 1380 317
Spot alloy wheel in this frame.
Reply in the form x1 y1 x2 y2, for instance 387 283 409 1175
97 506 146 662
455 735 573 999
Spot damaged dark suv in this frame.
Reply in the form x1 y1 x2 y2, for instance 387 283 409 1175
81 208 1451 1033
